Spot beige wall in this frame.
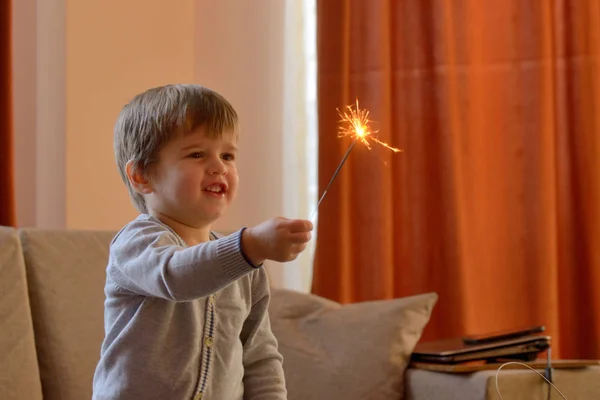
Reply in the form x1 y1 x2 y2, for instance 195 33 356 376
194 0 286 232
65 0 196 230
13 0 287 233
13 0 67 229
12 0 38 228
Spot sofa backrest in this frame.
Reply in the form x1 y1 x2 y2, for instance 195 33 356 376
20 229 115 400
0 227 43 400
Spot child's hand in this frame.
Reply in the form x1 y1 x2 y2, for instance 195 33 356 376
242 217 313 265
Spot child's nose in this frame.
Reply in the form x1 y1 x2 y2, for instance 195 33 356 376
209 158 227 175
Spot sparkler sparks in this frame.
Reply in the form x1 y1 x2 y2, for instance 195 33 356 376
311 99 401 219
337 99 401 153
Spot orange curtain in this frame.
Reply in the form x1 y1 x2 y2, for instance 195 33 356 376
313 0 600 359
0 0 14 227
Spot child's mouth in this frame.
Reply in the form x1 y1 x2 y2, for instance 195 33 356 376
204 183 227 197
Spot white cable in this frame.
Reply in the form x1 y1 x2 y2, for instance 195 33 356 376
495 361 568 400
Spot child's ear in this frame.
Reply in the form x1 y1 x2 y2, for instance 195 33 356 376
125 160 153 194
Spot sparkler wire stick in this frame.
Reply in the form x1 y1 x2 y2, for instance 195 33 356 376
310 138 357 219
310 99 401 221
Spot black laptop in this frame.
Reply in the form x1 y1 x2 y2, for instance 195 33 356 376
411 334 551 364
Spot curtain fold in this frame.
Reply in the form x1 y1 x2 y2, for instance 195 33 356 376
313 0 600 359
0 0 15 227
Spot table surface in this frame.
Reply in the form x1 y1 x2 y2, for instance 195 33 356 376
409 359 600 373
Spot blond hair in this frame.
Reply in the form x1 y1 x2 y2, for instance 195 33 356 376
114 84 238 213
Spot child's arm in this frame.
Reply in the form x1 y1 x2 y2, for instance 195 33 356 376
240 268 287 399
109 219 257 301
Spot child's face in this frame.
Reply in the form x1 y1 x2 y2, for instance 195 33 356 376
144 126 239 228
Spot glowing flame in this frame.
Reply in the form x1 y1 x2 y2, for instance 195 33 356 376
311 99 402 218
337 99 401 153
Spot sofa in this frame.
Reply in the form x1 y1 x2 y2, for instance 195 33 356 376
1 226 599 400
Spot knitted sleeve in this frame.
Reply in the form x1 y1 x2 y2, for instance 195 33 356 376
107 217 256 301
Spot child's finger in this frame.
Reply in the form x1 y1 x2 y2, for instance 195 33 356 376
289 231 311 244
285 219 313 233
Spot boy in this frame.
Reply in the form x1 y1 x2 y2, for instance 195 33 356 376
92 84 312 399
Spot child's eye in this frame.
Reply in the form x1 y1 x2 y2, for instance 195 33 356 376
189 152 204 159
222 153 235 161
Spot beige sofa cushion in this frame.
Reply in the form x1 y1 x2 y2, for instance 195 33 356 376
269 289 438 400
0 227 43 400
20 229 115 400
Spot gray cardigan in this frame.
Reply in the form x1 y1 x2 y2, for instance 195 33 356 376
92 214 286 399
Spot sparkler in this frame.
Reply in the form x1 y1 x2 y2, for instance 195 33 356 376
311 99 401 219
